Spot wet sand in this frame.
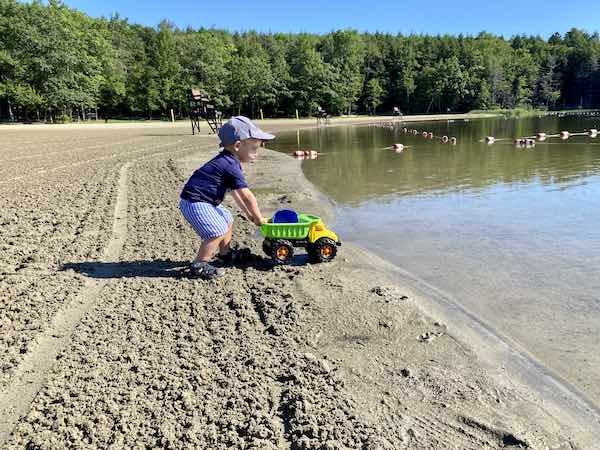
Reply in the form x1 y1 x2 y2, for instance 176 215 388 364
0 122 597 448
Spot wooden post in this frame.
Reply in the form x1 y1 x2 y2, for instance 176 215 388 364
260 108 264 120
170 108 175 123
295 109 299 120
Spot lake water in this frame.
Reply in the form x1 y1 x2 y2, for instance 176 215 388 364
269 115 600 407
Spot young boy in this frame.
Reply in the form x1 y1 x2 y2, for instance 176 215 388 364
179 116 275 280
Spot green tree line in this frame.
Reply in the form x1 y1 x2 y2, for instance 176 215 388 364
1 0 600 122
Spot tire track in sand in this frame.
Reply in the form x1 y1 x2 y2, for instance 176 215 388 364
0 162 131 446
0 139 183 185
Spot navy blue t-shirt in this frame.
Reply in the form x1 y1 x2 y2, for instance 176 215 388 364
180 150 248 206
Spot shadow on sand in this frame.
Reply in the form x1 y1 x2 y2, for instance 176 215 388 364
61 254 309 279
62 260 190 279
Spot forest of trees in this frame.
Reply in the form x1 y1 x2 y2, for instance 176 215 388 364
1 0 600 122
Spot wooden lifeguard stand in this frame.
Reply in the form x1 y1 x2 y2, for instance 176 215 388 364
188 88 223 135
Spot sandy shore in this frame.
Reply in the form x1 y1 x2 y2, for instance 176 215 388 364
0 112 497 132
0 123 597 449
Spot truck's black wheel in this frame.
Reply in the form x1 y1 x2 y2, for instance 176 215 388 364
262 239 272 257
309 237 337 263
270 240 294 264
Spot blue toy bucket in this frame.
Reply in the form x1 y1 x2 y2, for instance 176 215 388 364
272 209 299 224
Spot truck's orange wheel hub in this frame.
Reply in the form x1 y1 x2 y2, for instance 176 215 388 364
276 247 289 258
320 246 334 257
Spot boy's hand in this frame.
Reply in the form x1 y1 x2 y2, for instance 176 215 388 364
253 216 267 226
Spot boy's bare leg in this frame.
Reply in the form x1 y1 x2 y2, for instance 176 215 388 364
194 236 223 263
218 222 233 256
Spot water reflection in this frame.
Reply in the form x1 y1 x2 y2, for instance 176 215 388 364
269 116 600 406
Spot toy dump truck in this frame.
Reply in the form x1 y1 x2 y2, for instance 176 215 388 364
260 210 341 264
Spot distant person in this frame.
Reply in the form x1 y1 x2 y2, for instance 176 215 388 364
179 116 275 280
393 106 402 117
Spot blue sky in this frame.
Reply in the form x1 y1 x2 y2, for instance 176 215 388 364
57 0 598 37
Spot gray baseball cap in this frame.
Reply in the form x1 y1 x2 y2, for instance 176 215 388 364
218 116 275 147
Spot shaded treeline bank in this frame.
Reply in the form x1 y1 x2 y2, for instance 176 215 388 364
1 0 600 122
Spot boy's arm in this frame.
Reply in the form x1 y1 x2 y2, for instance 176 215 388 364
230 189 253 220
233 187 265 226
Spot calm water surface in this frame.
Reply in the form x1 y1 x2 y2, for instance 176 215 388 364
269 116 600 405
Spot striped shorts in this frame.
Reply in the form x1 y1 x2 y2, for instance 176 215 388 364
179 198 233 240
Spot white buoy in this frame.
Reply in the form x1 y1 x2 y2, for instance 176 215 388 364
589 129 598 138
450 137 457 145
513 138 535 148
393 143 404 151
560 131 570 140
412 129 418 135
485 136 496 144
442 136 449 143
537 133 547 141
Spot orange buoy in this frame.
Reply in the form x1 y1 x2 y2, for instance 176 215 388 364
294 149 318 158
